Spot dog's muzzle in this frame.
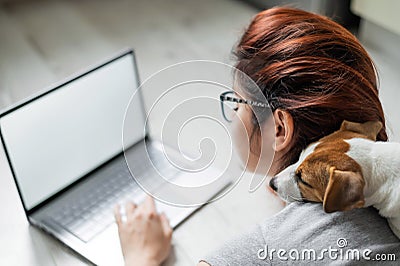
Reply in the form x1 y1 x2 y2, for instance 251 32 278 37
269 177 277 192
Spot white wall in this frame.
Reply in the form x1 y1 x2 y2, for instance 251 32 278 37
352 0 400 37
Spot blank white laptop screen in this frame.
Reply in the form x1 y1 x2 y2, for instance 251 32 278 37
0 53 145 210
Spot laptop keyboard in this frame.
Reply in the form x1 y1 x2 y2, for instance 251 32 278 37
49 144 181 242
50 161 142 242
50 149 173 243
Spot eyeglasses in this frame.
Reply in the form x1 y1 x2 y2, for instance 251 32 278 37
219 91 270 122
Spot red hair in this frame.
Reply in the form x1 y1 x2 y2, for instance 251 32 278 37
234 7 387 171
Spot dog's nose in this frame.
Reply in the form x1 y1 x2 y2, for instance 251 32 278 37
269 178 277 192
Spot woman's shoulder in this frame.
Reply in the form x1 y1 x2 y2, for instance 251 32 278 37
259 202 400 260
202 202 400 265
260 201 398 240
260 201 397 236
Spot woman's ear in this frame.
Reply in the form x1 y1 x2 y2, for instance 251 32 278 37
273 109 294 152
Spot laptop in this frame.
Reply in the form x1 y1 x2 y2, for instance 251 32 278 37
0 49 231 265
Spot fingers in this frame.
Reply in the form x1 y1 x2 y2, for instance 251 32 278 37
143 195 156 213
125 201 137 220
160 212 173 238
114 196 156 226
114 204 122 227
114 202 137 226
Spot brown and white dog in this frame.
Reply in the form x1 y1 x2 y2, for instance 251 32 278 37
269 120 400 238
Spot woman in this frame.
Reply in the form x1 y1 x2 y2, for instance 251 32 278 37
114 7 400 265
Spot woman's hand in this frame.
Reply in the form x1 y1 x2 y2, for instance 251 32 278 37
114 196 173 266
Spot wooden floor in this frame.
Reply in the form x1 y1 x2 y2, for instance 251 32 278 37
0 0 399 265
0 0 256 107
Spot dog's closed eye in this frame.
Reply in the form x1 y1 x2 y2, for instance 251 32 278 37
295 171 313 188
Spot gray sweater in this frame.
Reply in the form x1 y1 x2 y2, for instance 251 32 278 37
203 202 400 265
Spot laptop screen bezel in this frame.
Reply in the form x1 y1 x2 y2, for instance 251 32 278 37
0 49 148 217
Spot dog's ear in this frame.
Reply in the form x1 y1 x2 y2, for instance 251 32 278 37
340 120 383 141
323 167 365 213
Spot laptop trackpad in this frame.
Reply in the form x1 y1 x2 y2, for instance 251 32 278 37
86 223 124 266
